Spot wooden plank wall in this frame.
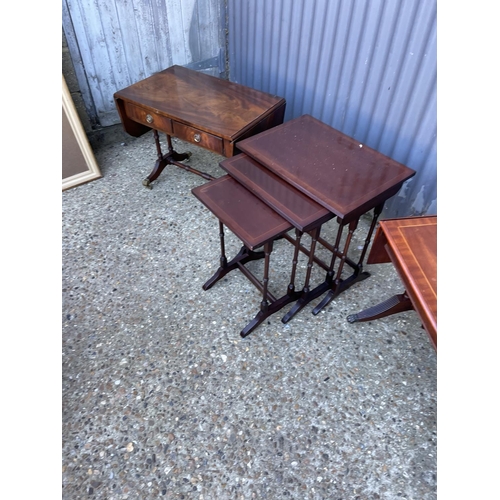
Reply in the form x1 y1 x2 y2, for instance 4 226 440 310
63 0 224 127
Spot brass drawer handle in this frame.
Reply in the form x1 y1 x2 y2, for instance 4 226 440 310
193 133 201 143
146 114 154 124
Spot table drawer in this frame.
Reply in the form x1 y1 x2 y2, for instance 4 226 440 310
123 101 173 134
173 122 223 155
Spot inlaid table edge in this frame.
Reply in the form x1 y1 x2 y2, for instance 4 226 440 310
191 176 293 251
357 215 437 349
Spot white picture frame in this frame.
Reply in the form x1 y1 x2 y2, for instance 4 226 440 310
62 75 102 190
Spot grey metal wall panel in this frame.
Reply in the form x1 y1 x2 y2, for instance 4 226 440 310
228 0 437 217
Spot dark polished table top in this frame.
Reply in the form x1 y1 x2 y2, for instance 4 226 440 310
236 114 416 222
114 65 286 141
220 153 333 232
192 175 292 251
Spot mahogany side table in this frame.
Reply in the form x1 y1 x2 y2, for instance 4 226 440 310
191 175 294 337
114 65 286 188
347 216 437 350
236 114 416 322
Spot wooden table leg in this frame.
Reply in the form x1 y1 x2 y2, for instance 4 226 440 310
285 229 305 299
312 219 362 313
312 204 383 315
347 292 413 323
281 225 324 323
282 220 348 323
239 228 314 336
202 222 265 291
240 241 274 337
203 227 306 337
143 131 215 188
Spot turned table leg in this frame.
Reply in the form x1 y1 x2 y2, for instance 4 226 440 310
143 131 214 189
312 204 383 315
202 222 265 291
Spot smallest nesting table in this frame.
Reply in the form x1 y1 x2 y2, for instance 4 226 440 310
192 175 294 337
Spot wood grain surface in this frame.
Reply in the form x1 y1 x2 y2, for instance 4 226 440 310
370 216 437 348
236 114 415 222
114 65 286 141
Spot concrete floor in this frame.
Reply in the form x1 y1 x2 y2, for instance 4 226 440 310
62 126 436 499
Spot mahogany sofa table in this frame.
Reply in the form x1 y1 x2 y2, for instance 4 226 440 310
114 65 286 188
347 216 437 350
236 114 416 322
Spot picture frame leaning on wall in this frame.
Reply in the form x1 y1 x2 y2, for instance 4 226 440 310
62 75 102 190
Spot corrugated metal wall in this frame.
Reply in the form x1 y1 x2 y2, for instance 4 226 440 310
228 0 437 217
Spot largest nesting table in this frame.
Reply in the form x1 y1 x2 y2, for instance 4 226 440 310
114 65 286 188
193 115 416 337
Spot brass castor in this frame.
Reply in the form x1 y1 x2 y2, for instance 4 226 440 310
142 178 152 189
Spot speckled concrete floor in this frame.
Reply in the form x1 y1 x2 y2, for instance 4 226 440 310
62 127 436 499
